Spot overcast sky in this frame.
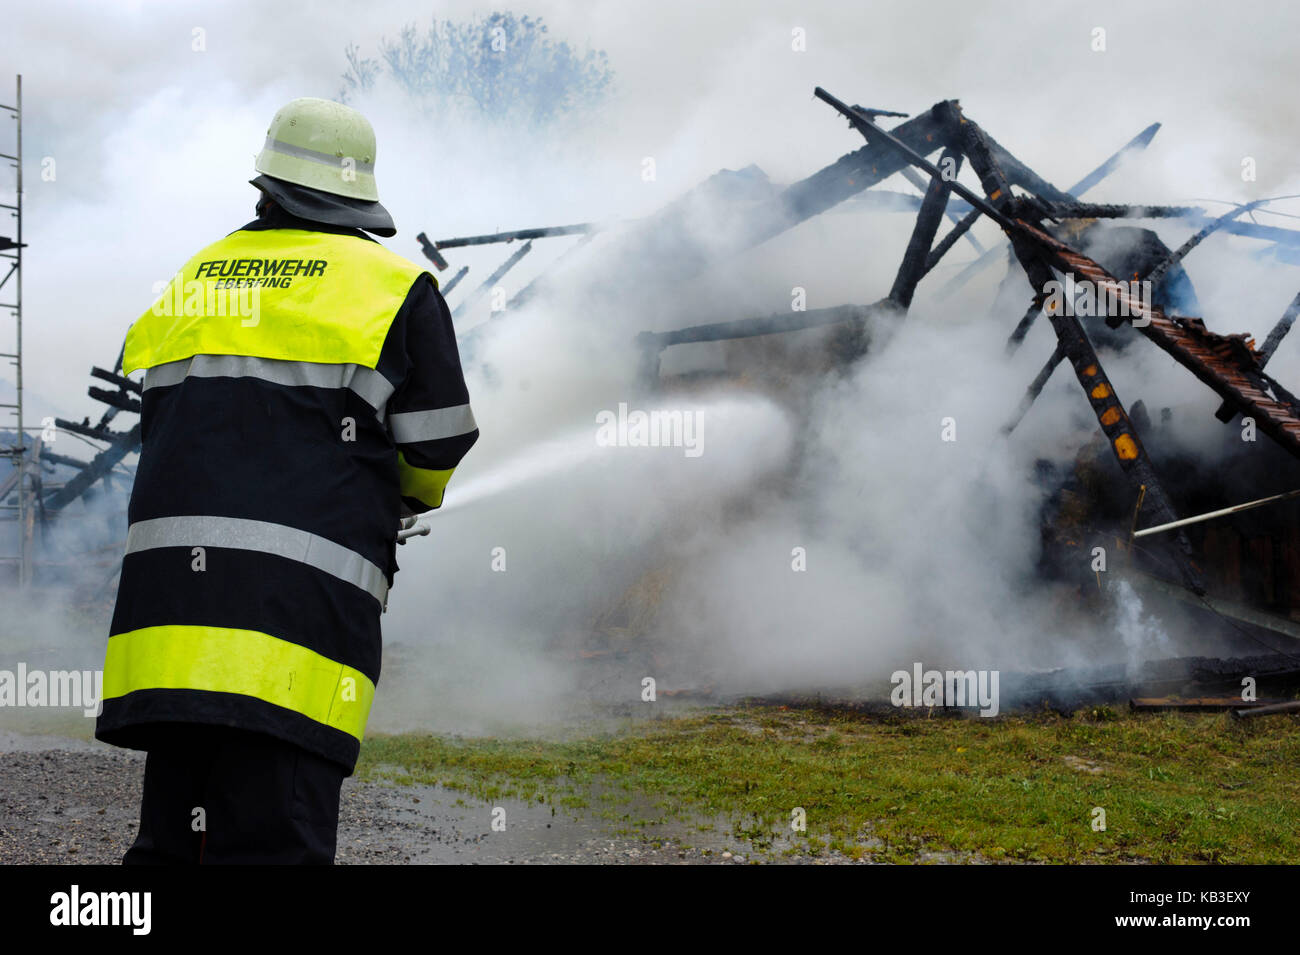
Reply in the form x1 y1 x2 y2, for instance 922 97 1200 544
1 0 1297 421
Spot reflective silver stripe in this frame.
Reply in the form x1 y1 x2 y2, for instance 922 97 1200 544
388 404 477 444
263 136 375 174
142 361 189 390
143 356 395 415
344 366 394 412
126 515 388 605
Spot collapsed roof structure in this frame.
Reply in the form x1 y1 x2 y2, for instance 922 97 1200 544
411 88 1300 683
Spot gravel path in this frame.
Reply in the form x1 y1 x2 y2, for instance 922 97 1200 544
0 733 803 864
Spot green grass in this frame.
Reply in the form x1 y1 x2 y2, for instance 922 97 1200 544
358 705 1299 863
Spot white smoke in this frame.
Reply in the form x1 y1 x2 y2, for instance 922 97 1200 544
1111 579 1174 677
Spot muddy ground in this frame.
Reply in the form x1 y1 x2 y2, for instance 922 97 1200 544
0 731 848 865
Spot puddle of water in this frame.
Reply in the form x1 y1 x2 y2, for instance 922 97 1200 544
342 774 800 864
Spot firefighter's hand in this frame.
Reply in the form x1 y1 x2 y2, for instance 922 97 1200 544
397 515 430 545
397 515 416 545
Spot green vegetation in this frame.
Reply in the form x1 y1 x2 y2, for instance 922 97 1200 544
358 705 1300 863
340 12 614 131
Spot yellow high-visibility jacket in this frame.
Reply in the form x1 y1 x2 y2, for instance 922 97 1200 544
95 211 478 772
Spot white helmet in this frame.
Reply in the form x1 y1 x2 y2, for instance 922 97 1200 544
254 97 380 202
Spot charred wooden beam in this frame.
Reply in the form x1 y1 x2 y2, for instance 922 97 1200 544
426 222 595 251
1183 215 1300 249
733 104 952 252
53 417 121 443
509 232 599 311
634 302 887 390
1068 123 1161 196
978 131 1074 204
1005 296 1046 352
1132 697 1273 713
92 403 122 432
848 105 909 121
38 449 90 470
90 365 141 395
637 303 881 350
941 107 1022 218
815 88 1020 232
88 386 140 414
896 165 985 253
1234 700 1300 719
415 232 450 271
1144 200 1267 307
1028 276 1203 592
419 223 598 275
450 241 534 321
1002 343 1065 435
889 147 962 309
43 422 141 510
1259 290 1300 365
924 208 982 275
1046 202 1201 220
440 265 469 296
1215 283 1296 422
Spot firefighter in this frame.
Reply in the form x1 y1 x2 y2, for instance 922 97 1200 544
95 97 478 864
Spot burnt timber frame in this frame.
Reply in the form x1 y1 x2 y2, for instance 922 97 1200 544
815 90 1300 595
635 302 887 389
33 355 143 515
450 240 534 321
638 93 1300 592
814 91 1208 592
889 146 964 309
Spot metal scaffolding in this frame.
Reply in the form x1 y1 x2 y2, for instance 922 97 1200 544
0 74 29 586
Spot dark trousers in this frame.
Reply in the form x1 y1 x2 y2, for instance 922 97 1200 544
124 725 346 865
